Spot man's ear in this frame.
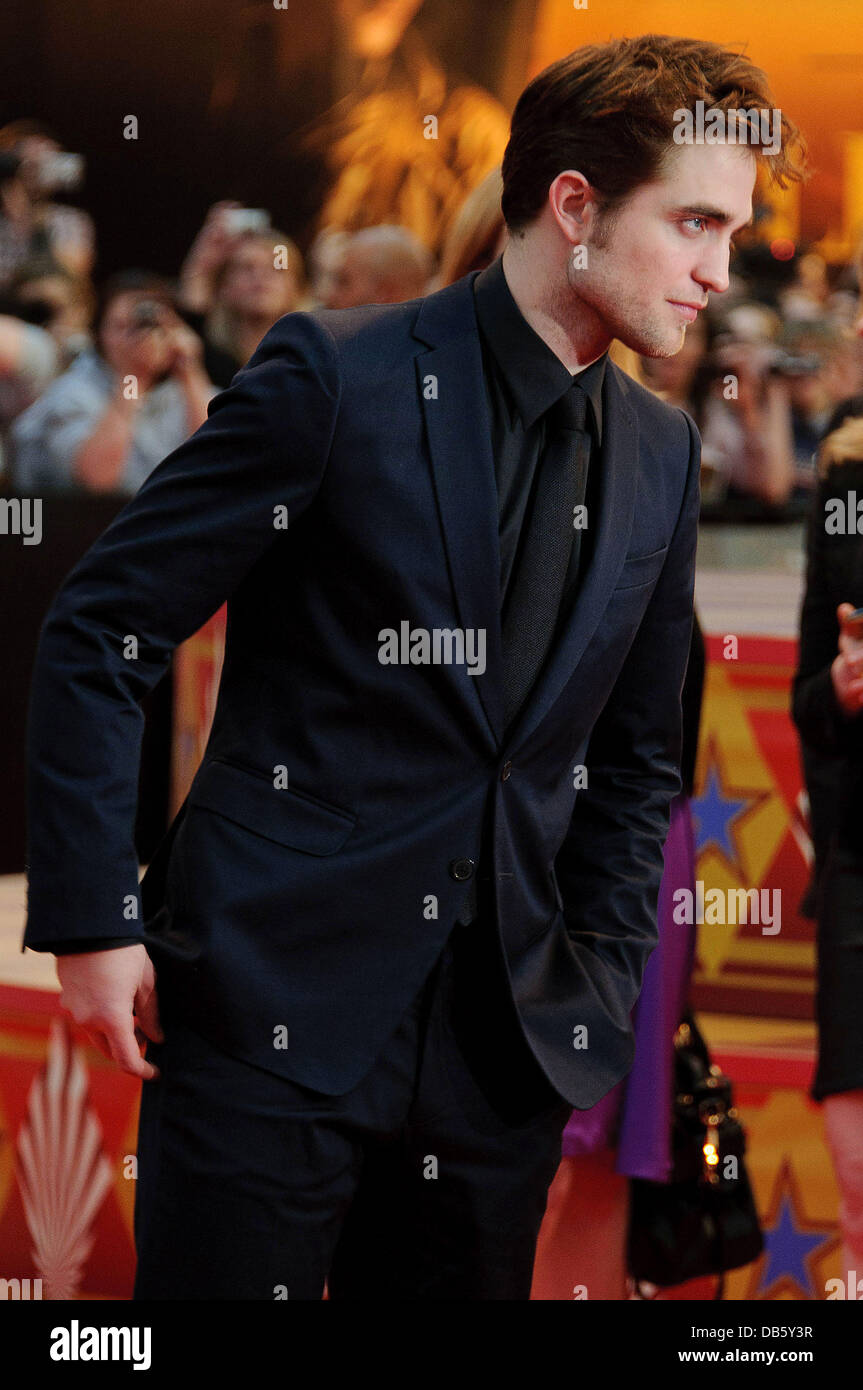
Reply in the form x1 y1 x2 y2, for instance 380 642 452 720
548 169 594 243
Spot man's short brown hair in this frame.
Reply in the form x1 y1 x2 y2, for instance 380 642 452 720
501 34 807 236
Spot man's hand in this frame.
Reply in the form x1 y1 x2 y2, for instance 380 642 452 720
56 944 163 1080
831 602 863 716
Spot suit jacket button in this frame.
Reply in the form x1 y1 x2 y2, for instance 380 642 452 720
501 760 512 781
450 857 475 882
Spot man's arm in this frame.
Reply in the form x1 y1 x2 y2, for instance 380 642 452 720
23 310 340 954
554 409 700 1028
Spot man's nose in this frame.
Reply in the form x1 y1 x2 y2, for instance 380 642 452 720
694 245 731 296
694 264 729 296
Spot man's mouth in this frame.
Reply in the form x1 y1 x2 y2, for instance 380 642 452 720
668 301 706 323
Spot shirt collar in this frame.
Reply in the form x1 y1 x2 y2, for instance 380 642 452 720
473 253 606 441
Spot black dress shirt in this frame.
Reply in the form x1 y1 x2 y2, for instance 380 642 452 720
46 255 608 956
472 253 607 612
456 254 607 924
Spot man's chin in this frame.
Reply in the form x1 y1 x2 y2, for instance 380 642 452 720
616 325 685 360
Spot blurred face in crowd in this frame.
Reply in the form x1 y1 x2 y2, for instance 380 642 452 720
327 244 382 310
557 142 755 359
326 241 426 308
217 237 299 322
98 290 175 381
14 272 91 342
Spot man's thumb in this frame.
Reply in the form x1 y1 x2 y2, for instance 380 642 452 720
135 979 164 1044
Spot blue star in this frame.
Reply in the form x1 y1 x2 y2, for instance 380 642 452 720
691 764 750 862
758 1191 826 1298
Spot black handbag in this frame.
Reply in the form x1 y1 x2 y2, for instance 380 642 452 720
626 1010 764 1298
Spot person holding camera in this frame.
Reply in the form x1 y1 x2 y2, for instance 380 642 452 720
177 203 307 387
0 120 95 291
10 270 215 496
698 328 798 507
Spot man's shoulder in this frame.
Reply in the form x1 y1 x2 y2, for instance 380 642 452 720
252 294 429 385
258 275 475 381
609 360 695 452
301 293 427 354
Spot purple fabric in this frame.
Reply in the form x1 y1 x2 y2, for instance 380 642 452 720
561 792 697 1181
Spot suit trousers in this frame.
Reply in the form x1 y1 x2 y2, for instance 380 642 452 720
132 913 573 1300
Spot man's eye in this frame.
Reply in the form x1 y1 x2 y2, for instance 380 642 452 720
682 216 708 233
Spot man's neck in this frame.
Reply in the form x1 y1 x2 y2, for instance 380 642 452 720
500 239 611 375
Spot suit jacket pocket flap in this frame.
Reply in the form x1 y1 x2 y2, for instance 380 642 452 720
188 758 356 855
614 545 668 591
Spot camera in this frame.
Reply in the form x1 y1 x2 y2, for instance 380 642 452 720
766 349 822 378
35 152 85 194
223 207 269 235
129 299 167 332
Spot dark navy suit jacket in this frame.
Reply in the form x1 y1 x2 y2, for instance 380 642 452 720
22 268 700 1108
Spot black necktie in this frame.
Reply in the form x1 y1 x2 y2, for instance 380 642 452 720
455 382 591 928
500 381 591 730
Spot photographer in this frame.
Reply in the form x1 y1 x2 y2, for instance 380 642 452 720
2 255 95 367
698 316 797 507
177 203 307 386
10 270 215 495
0 120 95 290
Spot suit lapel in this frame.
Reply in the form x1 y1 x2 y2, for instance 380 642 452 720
414 272 505 747
412 273 639 754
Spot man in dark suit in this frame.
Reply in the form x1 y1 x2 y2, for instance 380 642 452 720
22 36 804 1299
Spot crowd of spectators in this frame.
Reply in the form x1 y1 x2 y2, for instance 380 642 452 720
1 117 862 515
641 243 863 515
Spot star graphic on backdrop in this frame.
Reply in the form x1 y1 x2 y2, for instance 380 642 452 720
751 1158 839 1300
691 756 755 868
758 1194 826 1298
